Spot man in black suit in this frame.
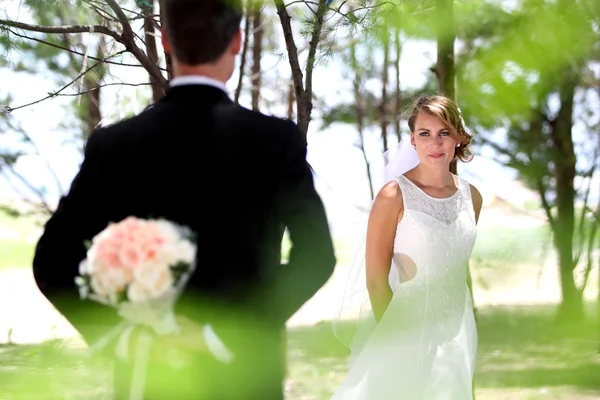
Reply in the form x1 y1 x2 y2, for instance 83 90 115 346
32 0 336 398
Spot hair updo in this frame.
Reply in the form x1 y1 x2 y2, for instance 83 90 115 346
407 95 474 162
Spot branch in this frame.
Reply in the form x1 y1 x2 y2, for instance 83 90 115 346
479 136 556 227
274 0 305 101
305 0 328 106
118 4 161 31
0 18 121 41
478 136 518 163
579 212 598 293
17 130 65 196
55 82 152 96
282 0 386 27
335 1 392 27
2 164 54 215
6 28 165 70
575 135 600 281
536 177 556 230
573 164 596 266
1 51 125 113
1 15 167 89
104 0 167 90
141 2 162 102
87 3 120 24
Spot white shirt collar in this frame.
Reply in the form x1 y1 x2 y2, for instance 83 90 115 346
169 75 228 93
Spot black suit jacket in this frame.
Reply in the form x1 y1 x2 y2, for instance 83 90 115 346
32 84 336 396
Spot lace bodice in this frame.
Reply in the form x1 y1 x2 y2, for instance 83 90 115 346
390 174 477 341
397 175 468 226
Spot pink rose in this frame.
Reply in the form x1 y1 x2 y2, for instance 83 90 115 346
94 239 123 269
121 217 142 235
132 222 165 250
119 242 144 269
143 242 160 263
108 224 128 242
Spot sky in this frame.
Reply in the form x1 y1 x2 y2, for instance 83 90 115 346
1 1 596 238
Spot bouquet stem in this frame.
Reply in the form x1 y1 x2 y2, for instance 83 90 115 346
129 330 153 400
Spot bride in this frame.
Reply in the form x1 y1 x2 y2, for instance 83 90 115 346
332 95 483 399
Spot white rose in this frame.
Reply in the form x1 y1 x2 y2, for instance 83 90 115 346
175 240 196 265
92 225 116 243
154 220 182 244
90 274 112 302
132 261 174 300
127 281 151 303
110 267 134 287
79 259 90 275
74 276 89 299
155 243 179 266
85 245 106 273
89 267 132 303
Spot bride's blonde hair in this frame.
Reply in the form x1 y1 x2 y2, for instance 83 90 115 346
407 95 474 162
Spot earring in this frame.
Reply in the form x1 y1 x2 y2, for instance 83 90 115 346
456 143 461 147
412 144 416 149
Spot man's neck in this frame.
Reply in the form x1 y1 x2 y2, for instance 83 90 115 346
173 64 229 85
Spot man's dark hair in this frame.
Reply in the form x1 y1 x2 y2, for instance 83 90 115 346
161 0 243 65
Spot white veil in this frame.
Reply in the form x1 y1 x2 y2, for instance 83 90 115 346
332 139 420 360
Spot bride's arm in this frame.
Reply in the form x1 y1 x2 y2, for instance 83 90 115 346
366 181 404 322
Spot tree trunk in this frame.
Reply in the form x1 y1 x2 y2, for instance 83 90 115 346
275 0 327 140
158 0 172 82
435 0 456 101
435 0 457 173
380 29 389 153
351 41 374 200
250 0 262 111
83 36 107 141
234 7 252 104
393 28 402 142
287 77 295 120
434 0 476 316
84 76 101 137
142 1 163 102
597 228 600 343
553 69 583 320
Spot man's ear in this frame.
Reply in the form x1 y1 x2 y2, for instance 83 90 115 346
231 28 242 55
161 27 171 54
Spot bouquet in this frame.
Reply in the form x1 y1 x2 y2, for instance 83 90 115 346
75 216 197 399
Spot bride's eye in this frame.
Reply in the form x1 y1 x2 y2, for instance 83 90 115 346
419 132 429 136
440 131 450 136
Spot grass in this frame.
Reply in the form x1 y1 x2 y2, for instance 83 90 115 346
471 225 551 266
0 304 597 399
285 303 600 399
1 205 598 398
0 209 41 271
0 340 111 399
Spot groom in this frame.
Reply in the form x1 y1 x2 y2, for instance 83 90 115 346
32 0 336 398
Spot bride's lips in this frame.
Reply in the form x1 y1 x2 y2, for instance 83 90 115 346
428 153 444 158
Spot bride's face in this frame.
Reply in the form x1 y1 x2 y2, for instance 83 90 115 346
410 112 459 167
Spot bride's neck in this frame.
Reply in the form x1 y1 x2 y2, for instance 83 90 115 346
412 164 455 188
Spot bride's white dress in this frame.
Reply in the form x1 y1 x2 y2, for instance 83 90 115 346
333 174 478 400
